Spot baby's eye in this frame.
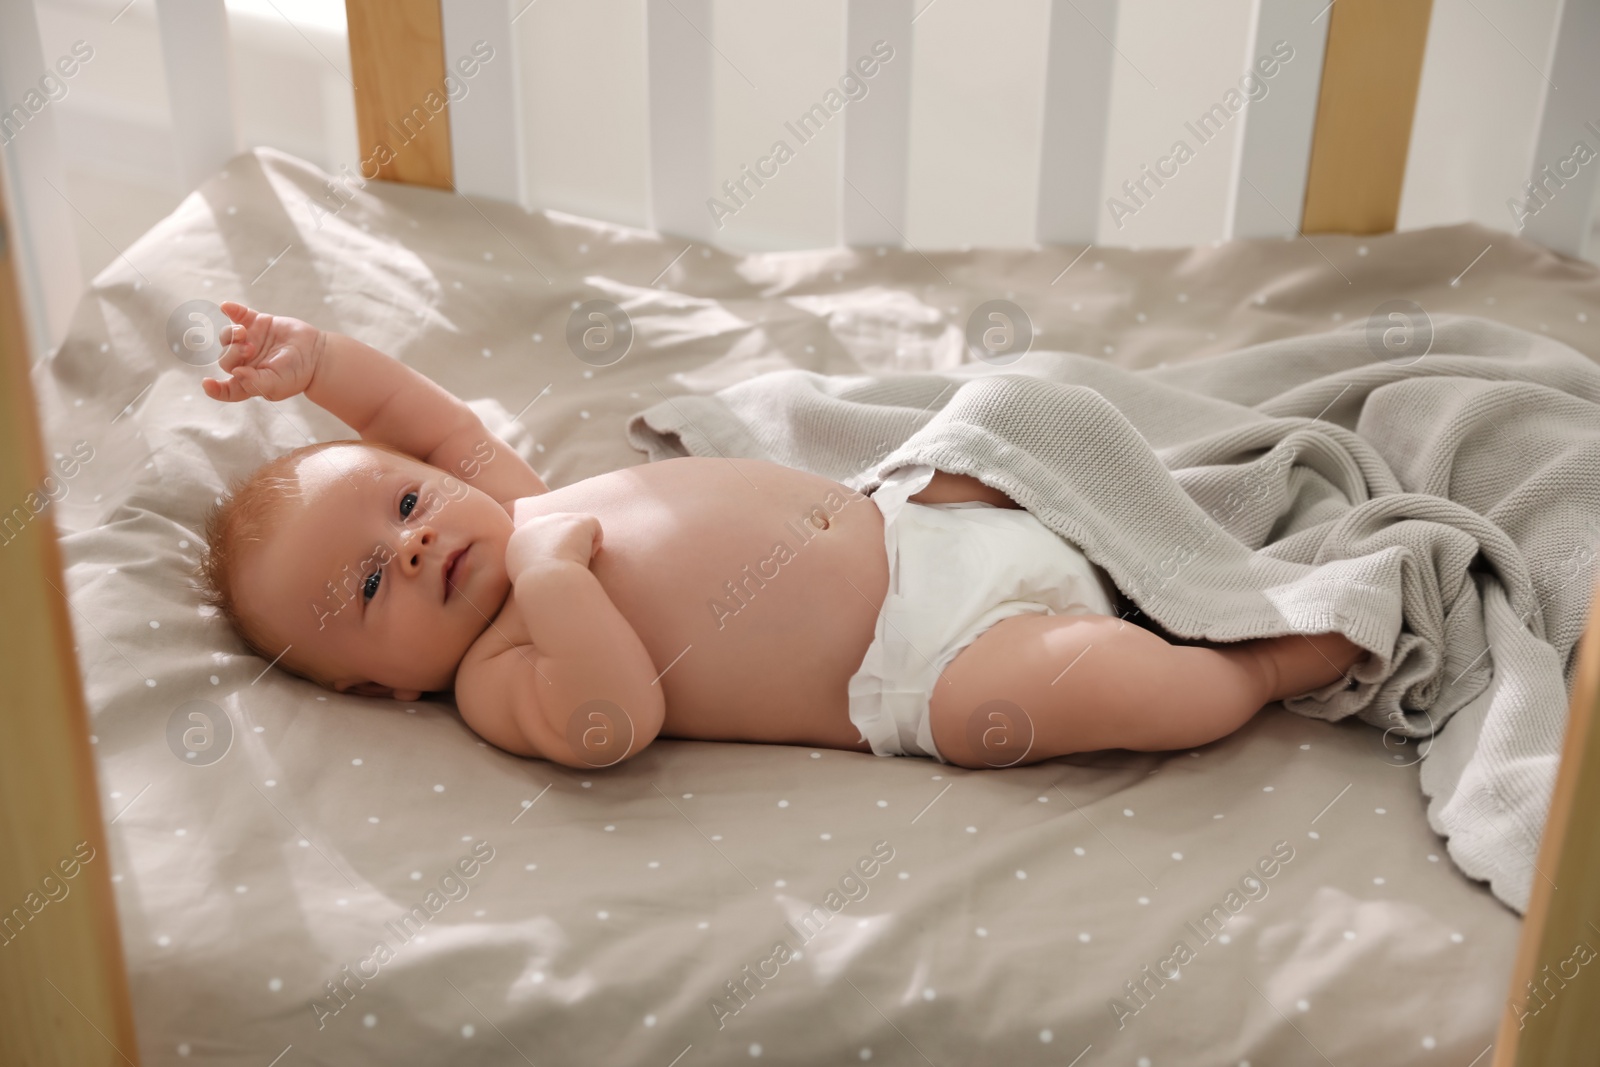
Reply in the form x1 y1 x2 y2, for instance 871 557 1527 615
399 491 419 519
363 570 382 601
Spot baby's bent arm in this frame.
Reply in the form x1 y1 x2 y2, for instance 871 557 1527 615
457 560 665 768
307 331 546 508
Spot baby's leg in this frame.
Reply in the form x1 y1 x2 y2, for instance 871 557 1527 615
926 614 1364 769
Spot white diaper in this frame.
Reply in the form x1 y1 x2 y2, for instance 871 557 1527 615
846 465 1120 762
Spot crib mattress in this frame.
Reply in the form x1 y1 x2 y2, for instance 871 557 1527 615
34 147 1600 1066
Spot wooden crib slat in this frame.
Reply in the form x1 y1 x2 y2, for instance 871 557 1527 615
440 0 525 205
1517 0 1600 261
345 0 454 188
1033 0 1115 246
1300 0 1432 234
0 0 84 361
646 0 714 242
153 0 239 191
842 0 913 247
1494 572 1600 1065
0 166 140 1066
1225 0 1330 239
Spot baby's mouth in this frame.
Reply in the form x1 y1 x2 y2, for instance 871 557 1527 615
443 545 468 602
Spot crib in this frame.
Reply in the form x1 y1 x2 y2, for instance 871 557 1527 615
3 0 1600 1063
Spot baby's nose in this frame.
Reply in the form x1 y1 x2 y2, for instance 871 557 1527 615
400 526 437 575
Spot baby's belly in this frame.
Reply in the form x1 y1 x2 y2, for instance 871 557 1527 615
513 457 887 750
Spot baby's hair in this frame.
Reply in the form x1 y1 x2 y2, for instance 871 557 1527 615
196 438 416 687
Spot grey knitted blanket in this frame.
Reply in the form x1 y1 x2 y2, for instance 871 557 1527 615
627 317 1600 914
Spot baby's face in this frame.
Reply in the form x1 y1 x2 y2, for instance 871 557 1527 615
237 444 515 699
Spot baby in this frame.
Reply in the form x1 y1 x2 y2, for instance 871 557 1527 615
199 302 1366 770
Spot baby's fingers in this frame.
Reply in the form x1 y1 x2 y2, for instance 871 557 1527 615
216 325 254 372
219 301 256 326
201 372 255 403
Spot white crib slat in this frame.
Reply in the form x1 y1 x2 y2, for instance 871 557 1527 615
1225 0 1331 239
646 0 714 242
842 0 913 248
1034 0 1115 246
442 0 525 205
0 0 83 360
154 0 239 191
1519 0 1600 260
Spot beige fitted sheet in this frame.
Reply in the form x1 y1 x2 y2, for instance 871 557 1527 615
33 146 1600 1066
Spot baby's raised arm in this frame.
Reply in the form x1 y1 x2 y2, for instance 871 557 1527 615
202 302 546 510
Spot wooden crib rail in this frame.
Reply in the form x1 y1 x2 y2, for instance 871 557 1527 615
1493 572 1600 1066
1299 0 1431 235
340 0 1443 247
346 0 455 189
0 155 139 1065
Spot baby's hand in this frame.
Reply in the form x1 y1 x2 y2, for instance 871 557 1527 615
507 512 604 577
200 302 324 403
